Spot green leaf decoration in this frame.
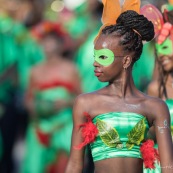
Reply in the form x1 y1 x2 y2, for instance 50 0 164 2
126 118 146 150
96 118 123 148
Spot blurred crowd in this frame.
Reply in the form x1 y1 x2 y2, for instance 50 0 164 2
0 0 172 173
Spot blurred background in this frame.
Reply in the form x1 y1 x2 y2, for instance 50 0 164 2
0 0 172 173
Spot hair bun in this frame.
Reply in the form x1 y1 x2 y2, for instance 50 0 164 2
116 10 154 42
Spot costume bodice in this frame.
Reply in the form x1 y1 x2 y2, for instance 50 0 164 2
34 80 74 101
165 99 173 125
165 99 173 137
90 112 149 162
33 80 74 133
34 80 74 117
35 87 72 102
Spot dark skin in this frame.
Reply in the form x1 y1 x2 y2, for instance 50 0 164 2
25 35 82 173
148 45 173 99
147 38 173 145
65 34 173 173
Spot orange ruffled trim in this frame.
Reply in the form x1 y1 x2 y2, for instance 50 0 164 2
169 0 173 5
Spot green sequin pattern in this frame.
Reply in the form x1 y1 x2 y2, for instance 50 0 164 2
90 112 149 161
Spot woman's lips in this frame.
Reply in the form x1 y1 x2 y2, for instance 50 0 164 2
94 70 102 77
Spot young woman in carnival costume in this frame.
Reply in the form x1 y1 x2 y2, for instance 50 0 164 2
65 0 173 173
146 3 173 172
22 21 81 173
147 0 173 135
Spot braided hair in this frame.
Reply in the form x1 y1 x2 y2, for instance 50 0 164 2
102 10 154 64
157 61 168 99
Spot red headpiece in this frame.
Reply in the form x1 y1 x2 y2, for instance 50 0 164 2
140 4 173 44
31 21 72 49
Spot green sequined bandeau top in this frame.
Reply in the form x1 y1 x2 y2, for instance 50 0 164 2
90 112 149 162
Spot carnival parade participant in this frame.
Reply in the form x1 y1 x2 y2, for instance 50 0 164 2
144 6 173 173
0 1 44 172
147 9 173 144
22 22 81 173
65 0 173 173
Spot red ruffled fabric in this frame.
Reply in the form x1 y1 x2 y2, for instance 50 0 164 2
74 112 98 150
36 80 75 93
36 128 51 147
140 139 160 169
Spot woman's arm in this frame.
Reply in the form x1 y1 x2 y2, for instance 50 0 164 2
153 100 173 173
65 95 88 173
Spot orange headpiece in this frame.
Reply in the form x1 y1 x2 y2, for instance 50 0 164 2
95 0 140 42
169 0 173 5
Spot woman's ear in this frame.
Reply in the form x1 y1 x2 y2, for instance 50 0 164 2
122 55 132 69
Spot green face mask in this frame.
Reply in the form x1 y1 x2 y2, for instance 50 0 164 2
94 49 116 66
155 38 173 56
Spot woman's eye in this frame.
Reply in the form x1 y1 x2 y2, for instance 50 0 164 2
99 56 107 59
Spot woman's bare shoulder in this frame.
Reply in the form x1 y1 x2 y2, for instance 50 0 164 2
144 95 169 121
145 95 166 108
74 90 104 110
72 91 102 121
75 91 101 105
147 80 159 97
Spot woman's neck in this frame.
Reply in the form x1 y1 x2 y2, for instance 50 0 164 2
108 68 137 98
45 55 62 65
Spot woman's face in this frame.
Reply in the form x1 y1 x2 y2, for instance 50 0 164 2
41 36 62 58
93 35 125 82
156 37 173 72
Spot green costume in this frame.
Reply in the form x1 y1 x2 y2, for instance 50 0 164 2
90 112 149 161
22 81 74 173
0 14 44 101
0 15 19 104
0 14 44 172
144 162 161 173
165 99 173 138
144 100 173 173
